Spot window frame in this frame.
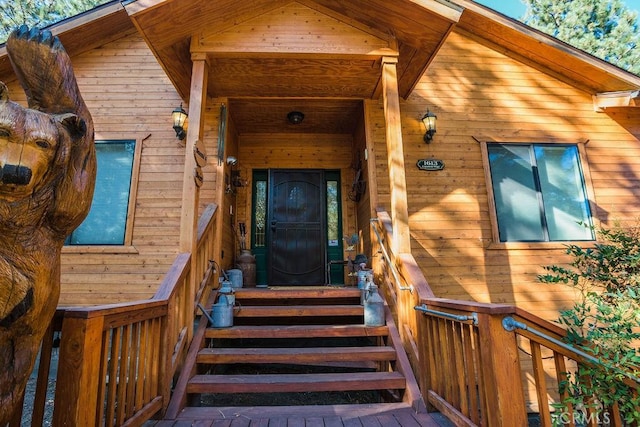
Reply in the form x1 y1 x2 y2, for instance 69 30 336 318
480 139 597 249
62 137 143 254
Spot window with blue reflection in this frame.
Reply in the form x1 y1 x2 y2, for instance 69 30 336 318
488 144 594 242
65 140 135 245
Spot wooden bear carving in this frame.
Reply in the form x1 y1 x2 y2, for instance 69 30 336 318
0 26 96 423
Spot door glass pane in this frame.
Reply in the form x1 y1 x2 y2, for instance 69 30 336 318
254 180 267 247
488 144 544 241
535 145 593 240
327 180 339 247
66 140 135 245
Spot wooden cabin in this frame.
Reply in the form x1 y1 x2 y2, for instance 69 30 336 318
2 0 640 425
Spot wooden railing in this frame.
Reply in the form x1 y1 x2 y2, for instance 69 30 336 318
371 209 640 427
11 204 218 427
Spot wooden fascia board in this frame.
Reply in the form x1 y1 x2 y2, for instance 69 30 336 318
397 21 456 98
593 90 640 111
122 0 172 16
0 1 134 83
454 0 640 93
407 0 463 23
45 1 126 34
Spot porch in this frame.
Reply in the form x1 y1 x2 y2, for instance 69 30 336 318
12 205 639 427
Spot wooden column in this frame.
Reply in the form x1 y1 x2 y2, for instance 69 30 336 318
53 314 104 426
476 313 528 426
179 54 209 331
380 56 411 254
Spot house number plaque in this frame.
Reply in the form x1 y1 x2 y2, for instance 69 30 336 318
417 159 445 171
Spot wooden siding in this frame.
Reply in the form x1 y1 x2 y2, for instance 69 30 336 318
0 33 221 306
56 34 189 305
368 29 640 321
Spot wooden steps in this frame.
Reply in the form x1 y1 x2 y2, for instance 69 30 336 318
187 371 406 393
205 323 389 339
234 304 363 318
165 286 426 420
197 345 397 364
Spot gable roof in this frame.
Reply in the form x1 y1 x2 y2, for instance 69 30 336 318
0 0 638 104
0 1 135 80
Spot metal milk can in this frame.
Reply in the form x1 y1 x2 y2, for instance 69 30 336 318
364 283 385 326
360 271 374 305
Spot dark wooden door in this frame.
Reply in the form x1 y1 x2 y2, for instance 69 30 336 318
268 170 325 285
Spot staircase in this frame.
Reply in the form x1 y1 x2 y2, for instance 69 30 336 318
164 286 426 419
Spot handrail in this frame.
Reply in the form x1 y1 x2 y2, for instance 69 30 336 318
415 304 478 325
370 217 413 293
15 203 220 427
503 316 640 385
413 283 640 426
372 208 640 426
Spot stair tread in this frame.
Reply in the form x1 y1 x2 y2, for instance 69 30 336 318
234 304 363 317
206 324 389 339
187 371 405 393
233 288 361 299
197 346 396 363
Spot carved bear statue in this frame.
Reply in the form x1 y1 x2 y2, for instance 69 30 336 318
0 26 96 424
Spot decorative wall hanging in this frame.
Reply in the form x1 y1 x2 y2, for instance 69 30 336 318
217 103 227 165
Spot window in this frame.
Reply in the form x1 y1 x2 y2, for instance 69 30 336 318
326 180 339 247
487 143 594 242
65 140 136 245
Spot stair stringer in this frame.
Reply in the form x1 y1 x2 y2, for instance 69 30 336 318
383 303 428 413
164 297 214 419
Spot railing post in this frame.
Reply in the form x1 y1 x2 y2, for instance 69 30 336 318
53 313 104 426
476 312 527 426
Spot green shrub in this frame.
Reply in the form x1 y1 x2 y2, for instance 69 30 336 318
539 223 640 424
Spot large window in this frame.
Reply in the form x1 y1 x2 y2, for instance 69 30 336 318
65 140 136 245
487 143 594 242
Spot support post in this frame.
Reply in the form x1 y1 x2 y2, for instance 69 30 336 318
476 313 528 426
380 56 411 254
179 54 209 337
53 314 104 426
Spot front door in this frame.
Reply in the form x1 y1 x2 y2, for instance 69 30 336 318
268 170 326 285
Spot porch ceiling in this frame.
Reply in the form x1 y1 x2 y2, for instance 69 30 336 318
228 98 364 135
125 0 462 105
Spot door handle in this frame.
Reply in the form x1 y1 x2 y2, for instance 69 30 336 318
271 220 277 231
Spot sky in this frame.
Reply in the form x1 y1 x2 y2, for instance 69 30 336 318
476 0 640 20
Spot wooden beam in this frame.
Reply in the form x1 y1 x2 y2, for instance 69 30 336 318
593 90 640 111
179 57 209 339
380 56 411 254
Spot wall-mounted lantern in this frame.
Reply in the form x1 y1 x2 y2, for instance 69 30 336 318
421 109 437 143
172 104 188 140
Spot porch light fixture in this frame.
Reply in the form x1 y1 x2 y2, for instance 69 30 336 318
421 109 437 143
172 104 188 140
287 111 304 125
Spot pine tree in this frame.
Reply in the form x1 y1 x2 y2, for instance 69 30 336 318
523 0 640 75
0 0 107 43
